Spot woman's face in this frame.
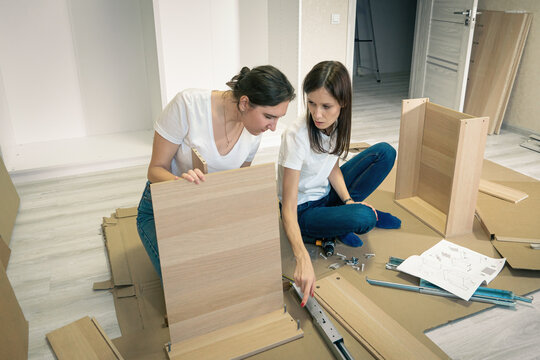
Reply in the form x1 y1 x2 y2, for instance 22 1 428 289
240 98 290 135
306 87 341 132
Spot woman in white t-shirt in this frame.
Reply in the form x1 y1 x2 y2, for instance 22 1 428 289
278 61 400 306
137 65 295 278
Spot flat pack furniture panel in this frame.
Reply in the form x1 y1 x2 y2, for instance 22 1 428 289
395 98 488 237
168 309 303 360
314 274 439 360
46 316 124 360
151 163 302 356
478 178 528 203
464 10 533 134
0 156 19 265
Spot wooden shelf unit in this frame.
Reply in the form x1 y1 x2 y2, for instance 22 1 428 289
395 98 488 237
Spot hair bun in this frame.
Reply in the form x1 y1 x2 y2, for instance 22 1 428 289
226 67 251 90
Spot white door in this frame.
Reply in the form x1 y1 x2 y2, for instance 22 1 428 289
409 0 478 111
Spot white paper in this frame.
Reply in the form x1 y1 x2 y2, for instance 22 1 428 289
396 239 506 301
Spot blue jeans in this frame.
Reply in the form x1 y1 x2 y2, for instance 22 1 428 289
136 181 162 278
297 142 396 240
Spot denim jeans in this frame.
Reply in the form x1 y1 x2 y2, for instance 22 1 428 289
136 181 162 278
296 142 396 240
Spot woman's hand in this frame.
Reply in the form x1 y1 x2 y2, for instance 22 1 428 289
179 168 206 184
294 254 316 307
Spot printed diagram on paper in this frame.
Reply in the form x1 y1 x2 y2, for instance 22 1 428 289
397 240 506 300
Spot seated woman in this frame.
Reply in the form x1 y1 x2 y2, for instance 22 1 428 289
278 61 400 306
137 65 295 278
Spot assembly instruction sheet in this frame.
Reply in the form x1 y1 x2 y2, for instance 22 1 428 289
397 239 506 300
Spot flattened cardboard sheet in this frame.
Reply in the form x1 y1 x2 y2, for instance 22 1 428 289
0 156 19 265
492 240 540 271
46 316 124 360
0 260 28 360
97 208 168 357
0 235 11 270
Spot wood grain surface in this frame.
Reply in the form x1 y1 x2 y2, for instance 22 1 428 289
151 163 284 344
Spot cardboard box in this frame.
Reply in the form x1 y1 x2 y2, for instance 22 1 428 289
0 156 20 268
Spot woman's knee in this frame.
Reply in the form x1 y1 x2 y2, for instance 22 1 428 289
351 206 377 234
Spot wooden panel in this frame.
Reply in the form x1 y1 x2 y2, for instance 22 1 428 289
395 98 427 200
479 179 528 203
395 196 447 237
494 14 533 134
446 116 488 237
191 147 208 174
314 274 439 360
46 316 123 360
168 310 303 360
151 163 283 344
464 10 533 134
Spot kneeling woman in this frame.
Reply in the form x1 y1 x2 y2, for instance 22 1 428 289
137 65 295 278
278 61 400 306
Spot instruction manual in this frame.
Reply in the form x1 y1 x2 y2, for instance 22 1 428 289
397 239 506 301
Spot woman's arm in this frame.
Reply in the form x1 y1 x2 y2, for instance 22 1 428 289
327 161 377 217
147 132 206 184
327 161 353 204
281 166 316 307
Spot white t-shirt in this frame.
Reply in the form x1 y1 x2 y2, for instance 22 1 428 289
154 89 262 176
277 116 339 205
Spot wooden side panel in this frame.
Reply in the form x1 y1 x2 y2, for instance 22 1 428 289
315 275 439 360
395 98 427 200
446 117 488 237
169 310 303 360
46 317 123 360
463 10 532 134
417 102 462 213
151 163 283 344
495 14 533 134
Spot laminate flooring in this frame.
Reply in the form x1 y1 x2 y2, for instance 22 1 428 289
6 72 540 359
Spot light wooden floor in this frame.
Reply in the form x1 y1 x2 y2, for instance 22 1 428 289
6 73 540 359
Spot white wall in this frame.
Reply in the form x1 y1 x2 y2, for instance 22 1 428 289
0 0 160 151
0 0 86 145
269 0 354 125
154 0 269 105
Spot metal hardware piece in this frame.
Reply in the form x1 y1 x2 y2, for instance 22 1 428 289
293 284 354 359
320 252 328 260
329 263 342 270
364 253 375 259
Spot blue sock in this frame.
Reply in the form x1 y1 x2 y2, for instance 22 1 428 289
375 210 401 229
338 232 363 247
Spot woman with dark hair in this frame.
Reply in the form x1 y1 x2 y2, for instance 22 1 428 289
137 65 295 278
278 61 400 305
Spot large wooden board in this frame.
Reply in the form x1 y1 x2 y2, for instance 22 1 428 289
314 274 439 360
464 10 533 134
151 163 284 344
46 316 123 360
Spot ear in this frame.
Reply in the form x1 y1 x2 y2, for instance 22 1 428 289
238 95 250 112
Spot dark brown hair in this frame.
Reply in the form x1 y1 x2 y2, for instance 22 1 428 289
303 61 351 158
226 65 295 107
